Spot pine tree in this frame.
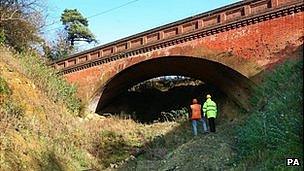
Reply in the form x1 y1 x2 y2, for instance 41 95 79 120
60 9 97 46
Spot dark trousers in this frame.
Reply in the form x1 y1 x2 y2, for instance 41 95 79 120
208 117 216 132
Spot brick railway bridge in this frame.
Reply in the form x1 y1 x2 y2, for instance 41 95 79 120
52 0 303 113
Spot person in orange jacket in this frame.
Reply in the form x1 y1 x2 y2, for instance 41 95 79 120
190 98 209 136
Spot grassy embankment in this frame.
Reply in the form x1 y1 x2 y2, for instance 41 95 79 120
0 46 181 170
236 58 303 170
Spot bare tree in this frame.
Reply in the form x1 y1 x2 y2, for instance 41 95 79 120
0 0 45 23
44 29 80 60
0 0 47 51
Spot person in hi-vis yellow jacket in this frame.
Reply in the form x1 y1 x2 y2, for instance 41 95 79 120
203 94 217 132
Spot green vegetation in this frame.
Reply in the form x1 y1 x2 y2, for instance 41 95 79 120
237 59 303 169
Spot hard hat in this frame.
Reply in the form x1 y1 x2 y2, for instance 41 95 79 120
192 99 198 104
206 94 211 99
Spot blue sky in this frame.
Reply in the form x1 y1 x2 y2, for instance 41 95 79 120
44 0 240 49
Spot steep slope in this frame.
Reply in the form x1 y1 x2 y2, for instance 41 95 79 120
0 51 86 170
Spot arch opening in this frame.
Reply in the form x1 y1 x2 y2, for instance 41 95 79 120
100 75 233 123
93 56 253 123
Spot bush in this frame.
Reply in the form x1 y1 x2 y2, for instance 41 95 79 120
236 59 303 169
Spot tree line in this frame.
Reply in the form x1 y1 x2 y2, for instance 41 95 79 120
0 0 97 60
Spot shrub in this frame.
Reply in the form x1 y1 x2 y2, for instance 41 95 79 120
236 59 303 169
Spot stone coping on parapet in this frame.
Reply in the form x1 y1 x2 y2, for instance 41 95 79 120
51 0 303 72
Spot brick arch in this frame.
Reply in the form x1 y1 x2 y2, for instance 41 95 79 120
89 55 254 112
